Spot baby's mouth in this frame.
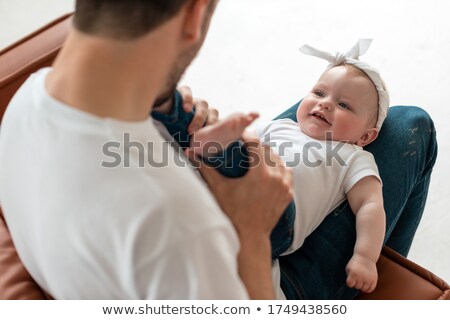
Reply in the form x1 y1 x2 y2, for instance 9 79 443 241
310 112 331 125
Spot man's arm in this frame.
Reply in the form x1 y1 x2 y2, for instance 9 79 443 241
346 176 386 293
156 88 290 298
189 135 293 299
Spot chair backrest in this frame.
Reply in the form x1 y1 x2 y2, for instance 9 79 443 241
0 13 72 121
0 13 72 300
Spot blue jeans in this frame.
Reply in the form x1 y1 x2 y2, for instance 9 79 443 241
153 94 437 299
276 102 437 299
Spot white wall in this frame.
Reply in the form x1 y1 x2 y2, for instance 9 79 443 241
0 0 75 48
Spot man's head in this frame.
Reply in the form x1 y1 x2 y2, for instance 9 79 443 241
297 64 380 147
73 0 218 101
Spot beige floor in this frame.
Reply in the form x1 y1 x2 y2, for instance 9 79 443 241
1 0 449 283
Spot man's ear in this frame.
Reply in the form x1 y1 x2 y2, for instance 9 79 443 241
181 0 210 43
356 127 379 147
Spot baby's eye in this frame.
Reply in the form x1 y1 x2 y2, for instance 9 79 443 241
314 90 324 97
339 102 350 110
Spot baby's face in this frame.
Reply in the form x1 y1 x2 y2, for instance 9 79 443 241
296 66 378 146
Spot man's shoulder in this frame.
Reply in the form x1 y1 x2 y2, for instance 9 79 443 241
1 67 47 121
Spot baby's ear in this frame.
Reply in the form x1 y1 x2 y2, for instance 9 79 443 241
356 128 379 147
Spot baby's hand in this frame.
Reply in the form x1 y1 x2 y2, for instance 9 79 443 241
190 112 259 157
345 253 378 293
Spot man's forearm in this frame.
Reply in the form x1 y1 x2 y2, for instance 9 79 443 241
238 235 275 299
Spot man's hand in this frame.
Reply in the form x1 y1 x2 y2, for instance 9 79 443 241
186 134 293 299
178 86 291 299
346 253 378 293
188 133 293 237
152 85 219 132
178 86 219 133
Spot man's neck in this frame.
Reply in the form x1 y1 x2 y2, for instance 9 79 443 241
46 29 174 122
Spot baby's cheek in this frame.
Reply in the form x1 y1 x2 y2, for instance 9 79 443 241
334 121 356 137
296 105 303 121
340 121 365 140
296 103 311 123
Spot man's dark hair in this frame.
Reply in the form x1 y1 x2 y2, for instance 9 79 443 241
74 0 191 40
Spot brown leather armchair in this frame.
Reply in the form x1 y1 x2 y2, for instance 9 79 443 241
1 14 449 300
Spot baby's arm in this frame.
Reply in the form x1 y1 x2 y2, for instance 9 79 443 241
346 176 386 293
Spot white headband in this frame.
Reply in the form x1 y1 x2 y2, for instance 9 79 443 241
299 39 389 130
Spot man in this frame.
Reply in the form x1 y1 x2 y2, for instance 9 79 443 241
0 0 292 299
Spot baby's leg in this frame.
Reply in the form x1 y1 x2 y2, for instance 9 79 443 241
271 202 296 259
152 89 256 165
153 91 297 258
151 90 194 148
196 117 297 259
192 113 256 178
191 112 258 157
152 89 257 177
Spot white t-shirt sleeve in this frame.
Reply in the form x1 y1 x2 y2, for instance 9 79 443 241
342 149 381 194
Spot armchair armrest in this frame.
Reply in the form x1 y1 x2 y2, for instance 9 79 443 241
357 246 450 299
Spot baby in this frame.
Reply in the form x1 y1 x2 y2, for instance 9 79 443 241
153 39 388 294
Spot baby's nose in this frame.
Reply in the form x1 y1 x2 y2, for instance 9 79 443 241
319 99 333 110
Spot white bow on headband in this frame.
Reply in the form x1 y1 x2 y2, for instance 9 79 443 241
299 39 389 130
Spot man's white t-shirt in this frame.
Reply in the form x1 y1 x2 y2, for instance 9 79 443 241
0 68 250 299
256 119 381 254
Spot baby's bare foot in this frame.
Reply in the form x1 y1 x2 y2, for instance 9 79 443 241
191 113 259 156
